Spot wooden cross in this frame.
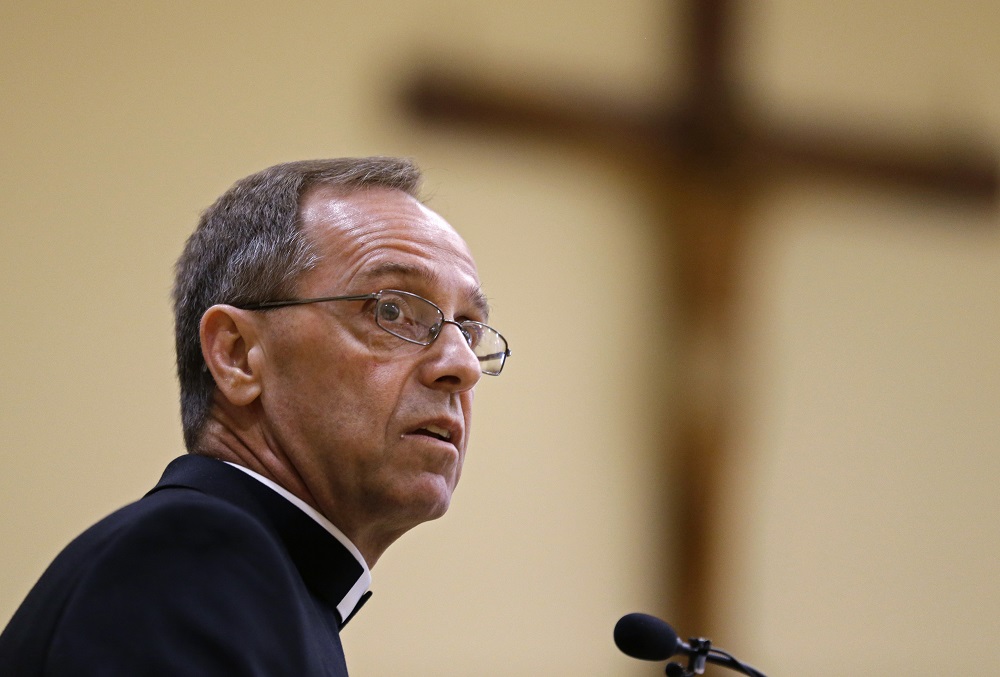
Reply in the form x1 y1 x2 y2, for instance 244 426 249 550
399 0 999 635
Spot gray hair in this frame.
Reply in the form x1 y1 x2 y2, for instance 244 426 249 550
173 157 423 451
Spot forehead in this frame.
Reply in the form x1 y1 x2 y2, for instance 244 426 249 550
298 186 487 314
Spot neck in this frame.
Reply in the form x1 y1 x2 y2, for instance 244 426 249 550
194 409 398 568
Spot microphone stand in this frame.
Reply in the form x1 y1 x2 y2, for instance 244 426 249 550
665 637 711 676
664 636 767 677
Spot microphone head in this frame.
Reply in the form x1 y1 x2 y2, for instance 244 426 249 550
614 612 682 661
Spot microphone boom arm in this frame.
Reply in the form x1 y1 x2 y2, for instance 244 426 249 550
614 612 767 677
667 639 767 677
704 646 767 677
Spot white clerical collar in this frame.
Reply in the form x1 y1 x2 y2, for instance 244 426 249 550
223 462 372 623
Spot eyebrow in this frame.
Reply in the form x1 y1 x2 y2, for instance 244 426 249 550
357 262 492 319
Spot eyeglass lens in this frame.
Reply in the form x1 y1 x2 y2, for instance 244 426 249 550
373 291 507 375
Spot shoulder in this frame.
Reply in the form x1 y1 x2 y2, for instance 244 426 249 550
65 485 298 604
103 485 281 550
46 486 285 584
43 487 339 674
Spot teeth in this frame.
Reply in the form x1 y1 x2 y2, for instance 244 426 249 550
424 424 451 440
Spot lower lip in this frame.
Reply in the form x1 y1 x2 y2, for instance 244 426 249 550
403 432 457 448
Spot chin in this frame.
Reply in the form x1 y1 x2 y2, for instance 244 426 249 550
401 475 455 524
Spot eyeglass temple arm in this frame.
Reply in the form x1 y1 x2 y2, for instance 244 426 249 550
237 293 378 310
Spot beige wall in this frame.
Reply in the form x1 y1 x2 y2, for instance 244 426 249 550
2 2 997 676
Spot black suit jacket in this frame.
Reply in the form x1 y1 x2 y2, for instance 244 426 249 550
0 455 369 676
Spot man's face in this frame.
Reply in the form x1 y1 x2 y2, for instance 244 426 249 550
253 186 485 550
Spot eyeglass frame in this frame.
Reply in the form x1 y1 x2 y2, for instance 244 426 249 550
234 289 510 376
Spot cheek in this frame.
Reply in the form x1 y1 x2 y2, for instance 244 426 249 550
266 321 427 447
337 359 412 436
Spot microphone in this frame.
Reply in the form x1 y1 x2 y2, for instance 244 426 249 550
614 612 683 661
614 613 768 677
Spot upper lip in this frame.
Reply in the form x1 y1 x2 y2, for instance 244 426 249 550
407 417 462 447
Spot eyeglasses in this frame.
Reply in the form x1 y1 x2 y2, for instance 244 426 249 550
238 289 510 375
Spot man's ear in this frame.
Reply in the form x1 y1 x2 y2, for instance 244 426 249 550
200 305 263 407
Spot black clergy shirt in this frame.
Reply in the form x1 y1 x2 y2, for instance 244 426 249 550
0 454 372 676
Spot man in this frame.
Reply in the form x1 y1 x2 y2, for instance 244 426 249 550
0 157 509 675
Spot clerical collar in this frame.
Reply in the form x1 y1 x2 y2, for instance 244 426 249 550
223 462 372 624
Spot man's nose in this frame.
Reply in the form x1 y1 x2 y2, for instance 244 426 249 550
422 321 482 391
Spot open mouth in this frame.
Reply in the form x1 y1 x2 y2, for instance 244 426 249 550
412 424 452 442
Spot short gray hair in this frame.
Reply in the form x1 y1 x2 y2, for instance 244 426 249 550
173 157 422 451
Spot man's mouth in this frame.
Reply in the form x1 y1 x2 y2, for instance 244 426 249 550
413 424 452 442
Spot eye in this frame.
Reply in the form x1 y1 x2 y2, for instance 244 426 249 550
378 300 403 323
375 296 421 333
458 325 475 347
458 322 485 349
372 291 440 344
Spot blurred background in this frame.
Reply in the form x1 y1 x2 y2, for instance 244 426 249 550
2 2 998 675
